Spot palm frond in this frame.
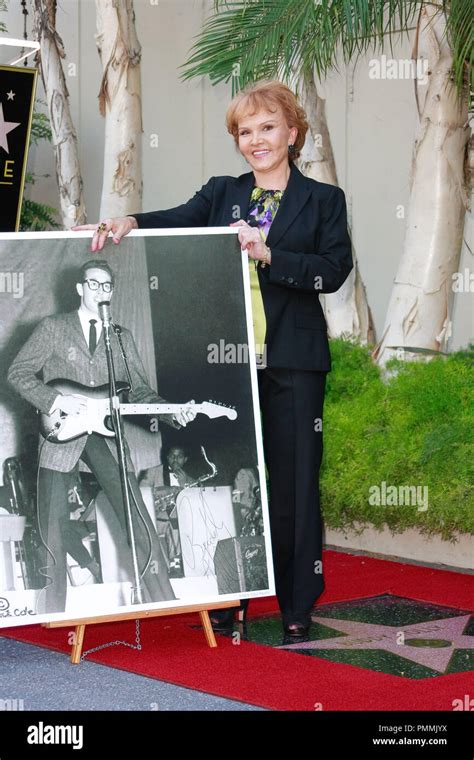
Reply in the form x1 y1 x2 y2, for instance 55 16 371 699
182 1 303 92
182 1 469 107
20 199 61 231
443 0 473 105
30 109 53 144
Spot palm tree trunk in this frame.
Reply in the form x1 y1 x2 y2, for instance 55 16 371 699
94 1 162 477
296 70 375 343
373 4 471 366
32 0 87 228
95 0 143 218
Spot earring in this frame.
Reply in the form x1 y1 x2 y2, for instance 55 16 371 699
288 144 296 156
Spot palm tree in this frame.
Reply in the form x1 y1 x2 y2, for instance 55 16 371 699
181 0 472 364
95 0 143 219
295 68 375 343
32 0 87 228
94 1 163 476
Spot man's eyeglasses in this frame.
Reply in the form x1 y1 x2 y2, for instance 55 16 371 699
83 278 114 293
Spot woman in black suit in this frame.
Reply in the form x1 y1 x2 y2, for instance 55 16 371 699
74 79 353 638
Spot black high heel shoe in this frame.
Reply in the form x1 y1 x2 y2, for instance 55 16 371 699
209 599 249 630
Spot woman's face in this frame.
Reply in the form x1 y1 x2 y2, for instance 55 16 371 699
237 105 297 175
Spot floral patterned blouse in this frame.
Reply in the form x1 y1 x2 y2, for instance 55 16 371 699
246 187 284 368
247 187 284 239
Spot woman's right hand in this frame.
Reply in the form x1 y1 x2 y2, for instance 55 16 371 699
71 216 138 252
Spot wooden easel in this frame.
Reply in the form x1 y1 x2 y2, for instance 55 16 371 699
43 601 237 663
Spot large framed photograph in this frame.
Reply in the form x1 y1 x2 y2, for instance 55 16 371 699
0 228 274 628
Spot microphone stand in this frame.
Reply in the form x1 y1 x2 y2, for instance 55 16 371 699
112 323 133 392
99 301 143 605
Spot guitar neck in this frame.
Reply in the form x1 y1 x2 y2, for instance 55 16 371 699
119 403 202 416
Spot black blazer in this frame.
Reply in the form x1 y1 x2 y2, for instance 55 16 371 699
132 162 353 371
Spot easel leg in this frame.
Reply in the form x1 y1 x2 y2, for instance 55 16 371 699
45 603 236 661
199 611 217 648
71 624 86 664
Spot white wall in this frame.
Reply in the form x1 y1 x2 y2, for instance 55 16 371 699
2 0 472 350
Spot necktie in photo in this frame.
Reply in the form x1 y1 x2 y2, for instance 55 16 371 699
89 319 97 354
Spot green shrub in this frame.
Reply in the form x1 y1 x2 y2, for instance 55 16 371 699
321 340 474 540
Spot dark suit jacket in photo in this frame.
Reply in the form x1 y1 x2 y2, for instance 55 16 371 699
132 161 353 371
7 310 178 473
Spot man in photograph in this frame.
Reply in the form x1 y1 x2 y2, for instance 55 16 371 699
151 446 194 575
7 260 196 614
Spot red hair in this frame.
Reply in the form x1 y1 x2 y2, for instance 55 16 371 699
226 79 308 161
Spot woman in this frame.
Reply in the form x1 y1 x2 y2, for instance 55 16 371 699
73 79 353 638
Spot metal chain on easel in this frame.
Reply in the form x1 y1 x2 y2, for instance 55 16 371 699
80 619 142 661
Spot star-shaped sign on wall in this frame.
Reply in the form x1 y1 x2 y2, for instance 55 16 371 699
279 614 474 673
0 103 21 154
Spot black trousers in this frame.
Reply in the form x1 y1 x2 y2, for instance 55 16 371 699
37 434 175 614
60 519 95 568
257 367 327 624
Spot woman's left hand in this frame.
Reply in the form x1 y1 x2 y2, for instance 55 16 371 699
230 220 271 264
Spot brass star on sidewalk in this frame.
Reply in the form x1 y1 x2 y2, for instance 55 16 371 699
279 614 474 673
0 103 20 154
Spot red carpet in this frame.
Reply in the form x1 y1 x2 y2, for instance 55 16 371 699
2 551 473 711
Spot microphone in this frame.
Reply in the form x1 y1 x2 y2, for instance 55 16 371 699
98 300 112 327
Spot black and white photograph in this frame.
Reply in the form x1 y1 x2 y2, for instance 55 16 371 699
0 229 273 628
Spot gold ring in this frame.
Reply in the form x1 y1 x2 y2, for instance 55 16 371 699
97 222 107 233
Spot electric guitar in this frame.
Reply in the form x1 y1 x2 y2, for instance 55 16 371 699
40 379 237 443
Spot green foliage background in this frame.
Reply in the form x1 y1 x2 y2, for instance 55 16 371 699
20 107 60 231
321 340 473 540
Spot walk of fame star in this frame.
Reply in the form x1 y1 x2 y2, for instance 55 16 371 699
279 614 474 673
0 102 20 153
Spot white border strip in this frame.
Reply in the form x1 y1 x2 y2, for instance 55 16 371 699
239 249 276 594
0 227 240 241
